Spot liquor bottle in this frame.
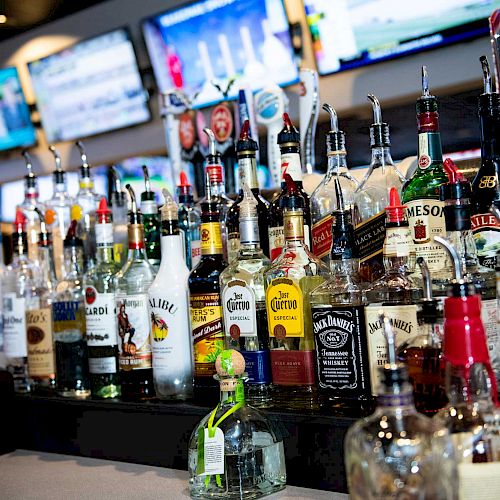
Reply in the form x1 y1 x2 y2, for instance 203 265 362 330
189 175 227 404
364 188 421 396
26 208 57 393
471 56 500 269
3 210 32 393
110 166 128 268
225 120 269 262
264 174 328 407
140 165 161 271
46 145 73 281
355 94 406 282
268 113 312 261
83 198 121 399
310 179 371 408
148 188 193 400
402 67 449 274
188 349 286 499
114 185 155 400
53 220 90 398
344 313 457 500
177 171 201 270
220 184 272 406
434 236 500 498
310 103 359 263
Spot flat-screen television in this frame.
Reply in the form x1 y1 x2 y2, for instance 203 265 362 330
305 0 500 76
28 29 150 143
0 67 36 151
143 0 299 108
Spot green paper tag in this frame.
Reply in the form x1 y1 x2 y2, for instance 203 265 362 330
235 378 245 403
220 350 234 375
197 427 205 475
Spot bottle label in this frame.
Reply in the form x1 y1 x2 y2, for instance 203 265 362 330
3 294 27 358
284 211 304 240
191 239 202 268
227 232 240 263
383 226 413 258
268 226 284 261
200 222 223 255
281 152 303 182
85 289 117 347
95 223 114 246
26 307 55 377
471 213 500 269
312 305 371 396
238 157 259 190
266 278 304 338
242 350 271 384
88 356 117 374
365 304 418 395
405 199 447 271
240 219 259 245
418 132 442 169
270 350 315 385
482 298 500 379
190 293 224 378
354 210 386 261
312 215 333 258
223 280 257 338
116 294 153 371
197 427 225 476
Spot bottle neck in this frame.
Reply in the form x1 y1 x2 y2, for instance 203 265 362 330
237 154 259 191
280 147 303 186
239 215 260 247
95 222 115 264
325 151 348 177
127 224 147 258
445 363 496 407
383 221 411 272
38 244 57 287
330 258 359 276
200 217 224 257
79 177 95 193
369 146 395 171
417 111 443 168
218 377 244 407
377 381 416 412
63 246 84 277
283 209 304 243
209 181 226 197
479 102 500 161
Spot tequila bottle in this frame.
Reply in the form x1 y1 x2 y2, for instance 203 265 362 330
220 184 272 406
188 350 286 499
140 165 161 271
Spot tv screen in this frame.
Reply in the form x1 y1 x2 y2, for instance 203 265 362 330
28 29 150 143
305 0 500 76
143 0 299 108
0 67 36 151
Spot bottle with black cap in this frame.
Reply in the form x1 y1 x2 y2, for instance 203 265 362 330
140 165 161 271
109 166 129 268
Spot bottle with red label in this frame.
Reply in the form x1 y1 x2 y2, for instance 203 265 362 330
471 56 500 269
268 113 312 261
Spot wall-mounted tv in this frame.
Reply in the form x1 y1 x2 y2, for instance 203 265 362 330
143 0 299 108
28 29 150 143
0 67 36 151
305 0 500 76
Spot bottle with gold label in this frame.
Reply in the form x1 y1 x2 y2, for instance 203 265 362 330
264 174 328 407
189 174 227 404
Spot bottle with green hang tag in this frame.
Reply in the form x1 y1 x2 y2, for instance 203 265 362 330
188 349 286 500
140 165 161 271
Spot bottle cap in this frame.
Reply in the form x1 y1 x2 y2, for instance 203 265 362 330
368 94 390 148
64 220 83 248
49 145 65 185
126 184 142 225
236 119 258 153
440 158 471 200
283 173 304 209
33 207 50 247
96 197 112 223
14 209 26 233
277 113 300 145
177 171 192 198
416 66 438 114
323 103 346 153
331 178 355 261
203 127 224 183
22 150 37 189
110 166 126 208
160 187 178 222
215 349 246 377
76 141 91 179
141 165 155 202
385 187 406 223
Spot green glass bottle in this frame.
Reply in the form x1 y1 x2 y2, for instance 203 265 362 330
140 165 161 271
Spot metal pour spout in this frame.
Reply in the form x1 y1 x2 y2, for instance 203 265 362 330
142 165 151 193
417 257 433 300
76 141 89 168
434 236 463 281
367 94 382 124
323 103 339 133
203 127 217 157
421 65 430 97
48 145 62 172
480 55 492 95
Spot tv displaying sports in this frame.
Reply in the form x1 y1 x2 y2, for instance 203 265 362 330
28 29 150 143
0 67 36 151
143 0 299 108
305 0 500 76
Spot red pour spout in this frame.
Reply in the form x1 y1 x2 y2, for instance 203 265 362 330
96 197 111 216
239 119 250 140
65 219 78 240
179 171 191 187
14 209 26 232
283 112 293 130
284 173 298 195
385 187 406 223
443 158 464 184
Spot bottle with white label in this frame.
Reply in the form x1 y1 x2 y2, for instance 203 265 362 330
84 198 121 399
148 188 193 400
220 183 272 406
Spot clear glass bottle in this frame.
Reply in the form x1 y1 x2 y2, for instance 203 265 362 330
310 103 359 264
114 185 156 401
344 313 457 500
53 220 90 398
355 94 406 282
149 188 193 400
188 349 286 499
220 184 272 406
110 166 129 268
140 165 161 271
83 198 121 399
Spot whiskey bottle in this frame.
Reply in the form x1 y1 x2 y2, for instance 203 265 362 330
355 94 406 282
265 174 328 407
220 184 272 406
225 120 270 262
268 113 312 261
115 185 155 400
140 165 161 271
83 198 121 399
310 103 359 263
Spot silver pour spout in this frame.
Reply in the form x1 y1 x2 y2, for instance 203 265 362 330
367 94 382 124
417 257 433 300
434 236 463 281
480 55 492 95
22 149 34 177
142 165 151 193
76 141 89 168
48 145 62 172
125 184 138 215
422 66 430 97
34 206 47 234
323 103 338 133
379 312 397 366
111 166 122 193
203 127 217 157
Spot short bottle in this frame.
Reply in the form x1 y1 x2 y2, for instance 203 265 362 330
148 188 193 400
188 349 286 499
140 165 161 271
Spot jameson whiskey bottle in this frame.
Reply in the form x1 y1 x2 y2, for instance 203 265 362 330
402 67 448 272
471 56 500 269
189 177 227 404
140 165 161 271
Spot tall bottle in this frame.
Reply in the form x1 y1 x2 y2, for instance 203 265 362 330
472 56 500 269
264 174 328 407
53 220 90 398
268 113 312 261
354 94 406 282
402 67 449 274
225 120 270 262
149 188 193 400
310 103 359 263
110 166 129 268
140 165 161 271
114 185 155 401
220 184 272 406
189 175 227 404
83 198 121 399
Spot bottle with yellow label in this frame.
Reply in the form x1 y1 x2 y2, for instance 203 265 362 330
264 174 328 408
